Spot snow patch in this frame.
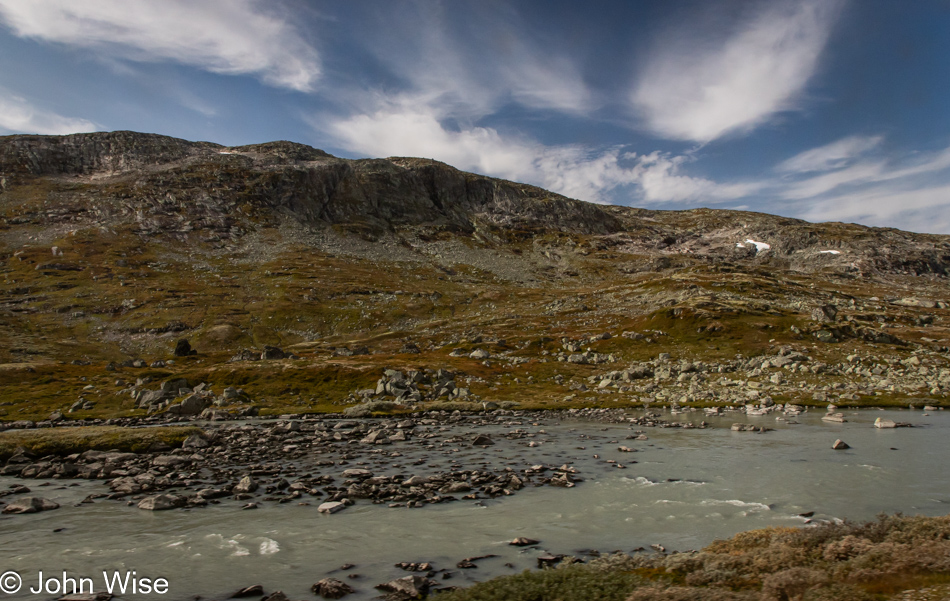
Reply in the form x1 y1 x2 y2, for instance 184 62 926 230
819 250 841 255
738 239 770 252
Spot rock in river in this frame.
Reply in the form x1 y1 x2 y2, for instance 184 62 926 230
375 575 432 599
312 578 355 599
832 439 850 450
233 475 259 493
510 537 540 546
137 494 186 511
2 496 60 514
318 501 346 514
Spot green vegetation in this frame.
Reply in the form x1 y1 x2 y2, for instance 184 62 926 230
0 425 199 460
435 514 950 601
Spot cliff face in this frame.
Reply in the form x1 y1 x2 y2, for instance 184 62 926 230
1 131 950 281
0 131 622 236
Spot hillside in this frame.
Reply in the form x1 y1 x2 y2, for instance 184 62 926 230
1 131 949 422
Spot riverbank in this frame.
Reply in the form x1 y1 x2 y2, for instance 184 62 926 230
432 513 950 601
1 409 948 600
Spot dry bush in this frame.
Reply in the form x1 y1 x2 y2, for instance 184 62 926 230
625 585 756 601
761 568 829 601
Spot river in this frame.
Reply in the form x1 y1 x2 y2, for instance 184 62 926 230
1 408 947 600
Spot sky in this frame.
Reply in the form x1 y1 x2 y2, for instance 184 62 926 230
1 1 950 234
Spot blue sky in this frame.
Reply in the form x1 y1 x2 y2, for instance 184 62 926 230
2 1 950 234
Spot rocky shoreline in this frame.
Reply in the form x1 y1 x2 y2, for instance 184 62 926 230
1 408 681 516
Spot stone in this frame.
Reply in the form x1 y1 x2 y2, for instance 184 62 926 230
318 501 346 514
375 575 431 599
874 418 897 429
182 434 210 449
469 349 490 360
510 537 539 546
177 394 209 415
137 494 186 511
311 578 355 599
58 594 112 601
832 439 850 450
174 339 195 357
261 592 288 601
1 496 60 514
233 476 259 493
229 585 264 598
342 468 373 478
261 346 286 360
441 481 471 493
472 434 494 446
811 305 838 323
161 378 190 393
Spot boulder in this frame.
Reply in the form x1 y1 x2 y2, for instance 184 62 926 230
375 575 431 599
341 468 373 479
1 496 60 514
182 434 210 449
510 537 540 546
261 346 286 360
137 494 186 511
832 439 850 450
472 434 494 446
178 394 209 415
174 339 195 357
233 476 258 493
311 578 355 599
318 501 346 514
229 585 264 598
874 418 897 429
810 305 838 323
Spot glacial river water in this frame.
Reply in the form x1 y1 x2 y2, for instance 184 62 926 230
1 408 948 600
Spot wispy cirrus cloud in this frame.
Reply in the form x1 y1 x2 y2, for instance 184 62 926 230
776 135 883 173
780 139 950 200
632 0 845 143
0 90 96 134
0 0 320 91
354 2 593 119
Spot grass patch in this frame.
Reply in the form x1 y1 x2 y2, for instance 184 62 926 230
0 425 200 460
433 563 644 601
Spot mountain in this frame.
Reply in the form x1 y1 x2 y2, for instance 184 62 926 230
1 131 948 421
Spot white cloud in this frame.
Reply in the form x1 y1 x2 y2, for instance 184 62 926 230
327 102 633 203
0 91 96 134
0 0 320 91
326 100 765 206
781 142 950 200
776 135 883 173
632 152 763 202
802 182 950 234
632 0 844 142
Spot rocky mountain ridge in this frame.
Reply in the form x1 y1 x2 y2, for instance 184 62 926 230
2 131 947 279
1 131 950 421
